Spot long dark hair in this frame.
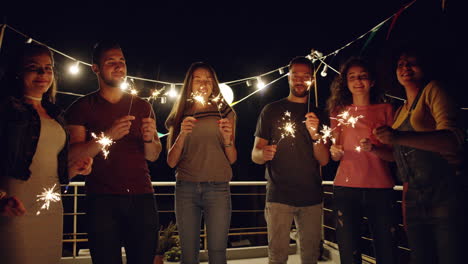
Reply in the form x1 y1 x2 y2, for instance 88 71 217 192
165 62 234 149
326 57 382 115
0 43 57 103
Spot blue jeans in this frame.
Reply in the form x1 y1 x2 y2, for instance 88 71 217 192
86 194 159 264
405 190 461 264
175 180 231 264
333 186 398 264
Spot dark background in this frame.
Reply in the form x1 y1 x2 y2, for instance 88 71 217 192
3 0 466 182
2 0 467 259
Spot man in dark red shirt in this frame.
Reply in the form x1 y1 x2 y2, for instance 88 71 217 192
66 41 162 264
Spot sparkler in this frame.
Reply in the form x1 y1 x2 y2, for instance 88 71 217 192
355 146 362 152
208 93 225 117
277 111 296 145
331 108 364 128
148 88 165 118
188 91 207 106
36 184 61 215
91 132 114 159
315 124 334 144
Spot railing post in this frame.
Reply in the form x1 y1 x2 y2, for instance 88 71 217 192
73 184 78 258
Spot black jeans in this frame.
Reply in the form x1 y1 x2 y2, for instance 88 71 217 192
333 186 398 264
86 193 159 264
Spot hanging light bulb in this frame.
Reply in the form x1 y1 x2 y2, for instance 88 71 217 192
166 84 178 98
256 77 265 90
219 83 234 104
321 65 328 77
25 38 33 44
69 61 80 75
246 80 252 87
279 67 285 75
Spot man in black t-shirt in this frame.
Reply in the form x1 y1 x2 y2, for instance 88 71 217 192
252 57 329 264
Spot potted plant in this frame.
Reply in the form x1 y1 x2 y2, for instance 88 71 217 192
154 222 179 264
163 246 181 263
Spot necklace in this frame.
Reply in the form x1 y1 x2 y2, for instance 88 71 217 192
24 95 42 101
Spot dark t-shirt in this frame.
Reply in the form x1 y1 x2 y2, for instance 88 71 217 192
254 98 325 206
66 91 154 194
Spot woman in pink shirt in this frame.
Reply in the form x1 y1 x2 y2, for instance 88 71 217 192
327 57 398 264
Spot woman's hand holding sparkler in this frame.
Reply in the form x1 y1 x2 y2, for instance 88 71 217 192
330 144 344 161
218 118 233 145
305 112 320 140
180 116 197 135
141 117 157 142
373 126 397 145
106 115 135 140
0 195 26 217
359 138 373 152
69 156 93 178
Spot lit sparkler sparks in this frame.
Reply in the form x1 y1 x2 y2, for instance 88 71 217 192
355 146 362 152
316 124 334 144
36 184 61 215
331 109 364 128
91 132 114 159
277 111 296 144
208 93 225 117
188 91 207 105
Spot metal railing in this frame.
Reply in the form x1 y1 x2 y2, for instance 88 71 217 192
61 181 407 262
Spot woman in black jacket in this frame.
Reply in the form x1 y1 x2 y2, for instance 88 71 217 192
0 43 92 264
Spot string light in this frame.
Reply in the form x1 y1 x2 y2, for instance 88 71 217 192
26 38 33 44
256 77 265 90
246 80 252 87
320 65 328 77
278 68 285 75
166 84 178 98
219 83 234 104
69 61 80 75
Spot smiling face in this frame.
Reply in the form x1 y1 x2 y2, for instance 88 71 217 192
288 63 313 98
94 48 127 88
191 67 214 98
396 54 424 87
346 65 374 96
21 53 54 98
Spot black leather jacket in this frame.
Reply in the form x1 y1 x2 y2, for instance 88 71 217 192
0 96 69 184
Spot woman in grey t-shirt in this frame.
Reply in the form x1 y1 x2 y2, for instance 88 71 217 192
165 62 237 264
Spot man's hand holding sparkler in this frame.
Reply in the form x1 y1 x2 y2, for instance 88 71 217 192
262 145 277 161
0 195 26 217
305 112 320 140
141 117 157 142
69 157 93 178
141 117 162 162
106 115 135 140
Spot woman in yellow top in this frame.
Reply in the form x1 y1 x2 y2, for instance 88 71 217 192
374 46 464 264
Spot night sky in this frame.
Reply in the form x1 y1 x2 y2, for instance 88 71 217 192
2 0 466 181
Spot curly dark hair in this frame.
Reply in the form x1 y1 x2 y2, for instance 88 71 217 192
326 57 383 115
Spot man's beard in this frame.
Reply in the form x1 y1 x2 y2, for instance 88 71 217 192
102 75 123 88
291 85 309 98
